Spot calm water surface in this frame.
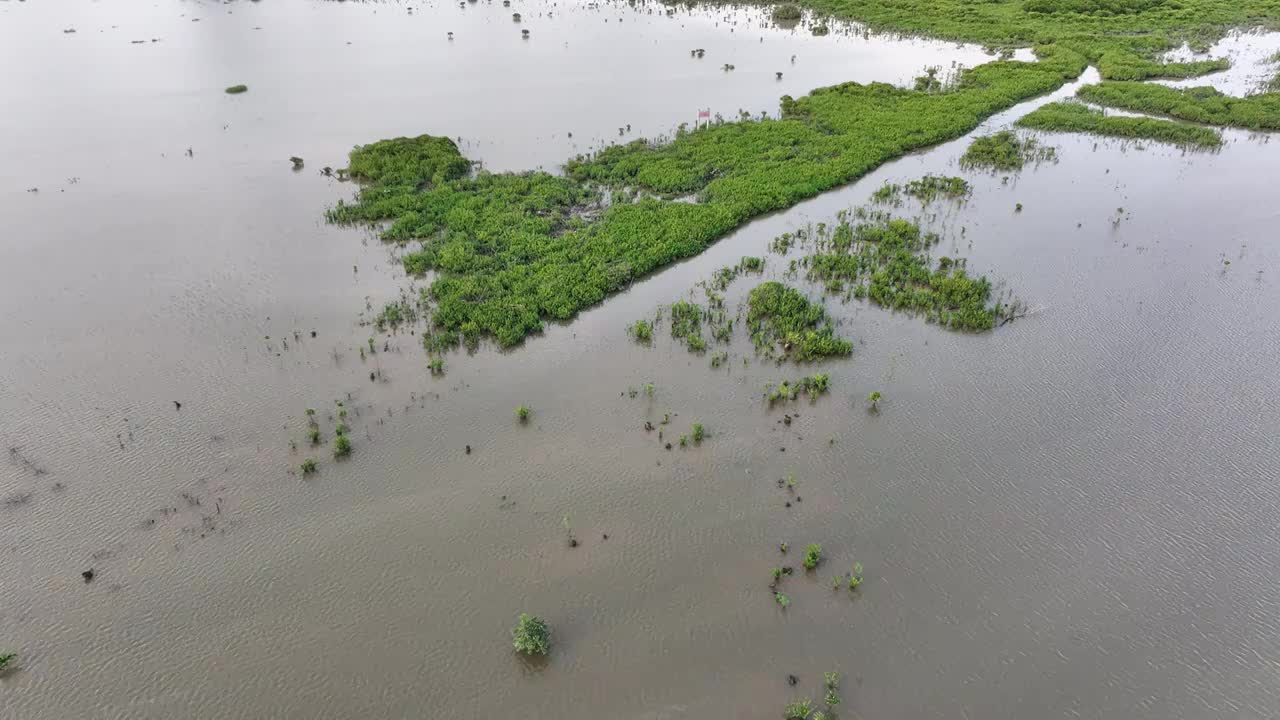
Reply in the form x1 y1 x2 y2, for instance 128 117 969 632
1 2 1278 719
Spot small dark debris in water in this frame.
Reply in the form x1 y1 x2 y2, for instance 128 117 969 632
521 29 530 37
602 533 609 540
785 501 791 508
665 443 672 450
369 372 375 381
173 401 182 411
310 330 317 338
644 421 653 431
787 674 799 686
783 414 791 426
321 167 333 177
781 567 793 575
290 156 304 170
82 569 95 583
26 187 38 193
465 444 472 454
64 28 76 33
776 71 783 79
779 447 785 452
569 538 579 548
795 496 801 502
131 40 145 44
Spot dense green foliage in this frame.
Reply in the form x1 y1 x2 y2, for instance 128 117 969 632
1078 82 1280 130
300 458 318 475
804 216 998 331
746 282 852 361
324 0 1280 349
0 653 14 671
512 613 550 655
1018 100 1224 147
224 84 248 94
959 130 1055 171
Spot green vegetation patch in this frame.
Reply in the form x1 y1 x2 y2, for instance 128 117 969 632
765 373 831 403
512 613 550 655
804 215 999 331
959 130 1055 172
746 282 852 361
1018 100 1223 148
1078 81 1280 130
772 3 803 21
872 174 970 205
324 0 1280 350
669 300 707 352
224 84 248 94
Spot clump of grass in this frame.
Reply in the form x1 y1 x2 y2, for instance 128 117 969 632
1017 100 1223 148
224 84 248 94
747 282 851 361
1078 81 1280 131
772 4 802 22
512 613 550 655
427 356 444 374
804 215 1000 331
669 300 707 352
709 351 728 368
374 300 417 330
811 24 830 36
959 130 1054 172
848 562 864 590
802 543 822 570
0 653 15 672
783 698 811 719
516 405 530 422
308 427 321 445
629 319 654 343
766 373 831 404
867 390 882 410
873 174 970 206
333 433 352 458
691 422 705 443
775 592 791 608
300 458 318 475
643 382 655 397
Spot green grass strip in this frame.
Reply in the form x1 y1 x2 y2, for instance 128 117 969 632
1077 81 1280 131
1018 100 1223 148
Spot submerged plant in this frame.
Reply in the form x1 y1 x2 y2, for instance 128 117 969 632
308 427 321 445
629 319 654 343
775 592 791 608
747 282 851 361
691 423 705 443
802 543 822 570
300 458 318 475
783 698 811 719
848 561 864 590
516 405 530 422
512 613 550 655
867 391 882 410
333 434 352 458
428 356 444 374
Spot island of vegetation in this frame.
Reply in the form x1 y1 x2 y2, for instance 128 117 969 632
326 0 1280 350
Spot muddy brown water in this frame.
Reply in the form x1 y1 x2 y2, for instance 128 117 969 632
2 2 1279 719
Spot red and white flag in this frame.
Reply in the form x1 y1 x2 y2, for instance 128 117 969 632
697 109 711 119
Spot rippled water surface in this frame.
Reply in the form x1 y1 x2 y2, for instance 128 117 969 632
1 2 1279 719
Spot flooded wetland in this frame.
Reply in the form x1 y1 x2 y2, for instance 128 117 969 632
2 0 1280 718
